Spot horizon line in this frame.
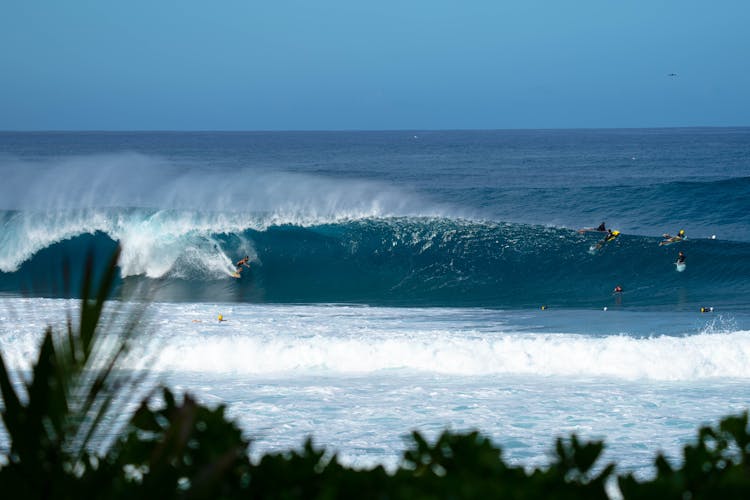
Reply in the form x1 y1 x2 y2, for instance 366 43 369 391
1 125 749 134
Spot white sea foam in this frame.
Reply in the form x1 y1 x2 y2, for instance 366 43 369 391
4 300 750 381
155 328 750 380
155 305 750 381
3 299 750 476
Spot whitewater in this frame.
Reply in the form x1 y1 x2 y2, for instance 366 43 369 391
1 129 750 476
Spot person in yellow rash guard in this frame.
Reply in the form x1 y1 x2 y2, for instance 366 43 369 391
602 229 620 244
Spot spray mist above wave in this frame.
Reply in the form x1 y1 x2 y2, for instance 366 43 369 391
0 152 446 216
0 153 452 275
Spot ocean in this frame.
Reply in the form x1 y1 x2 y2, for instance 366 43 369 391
1 129 750 476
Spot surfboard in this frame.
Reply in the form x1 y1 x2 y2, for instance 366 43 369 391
675 262 686 272
659 238 681 246
659 235 684 246
589 239 612 253
231 271 241 278
589 231 620 253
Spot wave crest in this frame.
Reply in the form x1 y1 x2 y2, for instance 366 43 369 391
2 215 749 309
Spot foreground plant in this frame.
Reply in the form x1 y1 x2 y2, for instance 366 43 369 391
0 248 253 499
2 249 750 498
619 411 750 498
0 248 147 495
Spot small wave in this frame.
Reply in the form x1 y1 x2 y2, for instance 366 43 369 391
4 299 749 381
155 329 750 380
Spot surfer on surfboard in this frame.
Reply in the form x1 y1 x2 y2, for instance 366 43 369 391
593 229 620 250
659 229 685 246
234 256 250 277
674 250 687 272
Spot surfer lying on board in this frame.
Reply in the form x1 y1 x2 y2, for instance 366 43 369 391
577 222 607 234
602 229 619 244
593 229 620 250
659 229 685 246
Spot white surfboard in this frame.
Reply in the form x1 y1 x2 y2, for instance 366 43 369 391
675 262 686 272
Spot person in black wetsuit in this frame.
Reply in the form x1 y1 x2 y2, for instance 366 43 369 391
677 251 686 264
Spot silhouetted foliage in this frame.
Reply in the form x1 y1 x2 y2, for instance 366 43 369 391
2 248 750 498
618 412 750 499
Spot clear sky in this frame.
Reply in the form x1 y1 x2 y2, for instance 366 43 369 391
1 0 748 130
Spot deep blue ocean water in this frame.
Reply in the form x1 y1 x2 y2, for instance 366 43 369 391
1 129 750 480
1 128 749 310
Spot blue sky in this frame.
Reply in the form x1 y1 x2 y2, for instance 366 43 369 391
1 0 748 130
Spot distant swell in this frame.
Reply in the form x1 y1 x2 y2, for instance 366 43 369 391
2 213 749 309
